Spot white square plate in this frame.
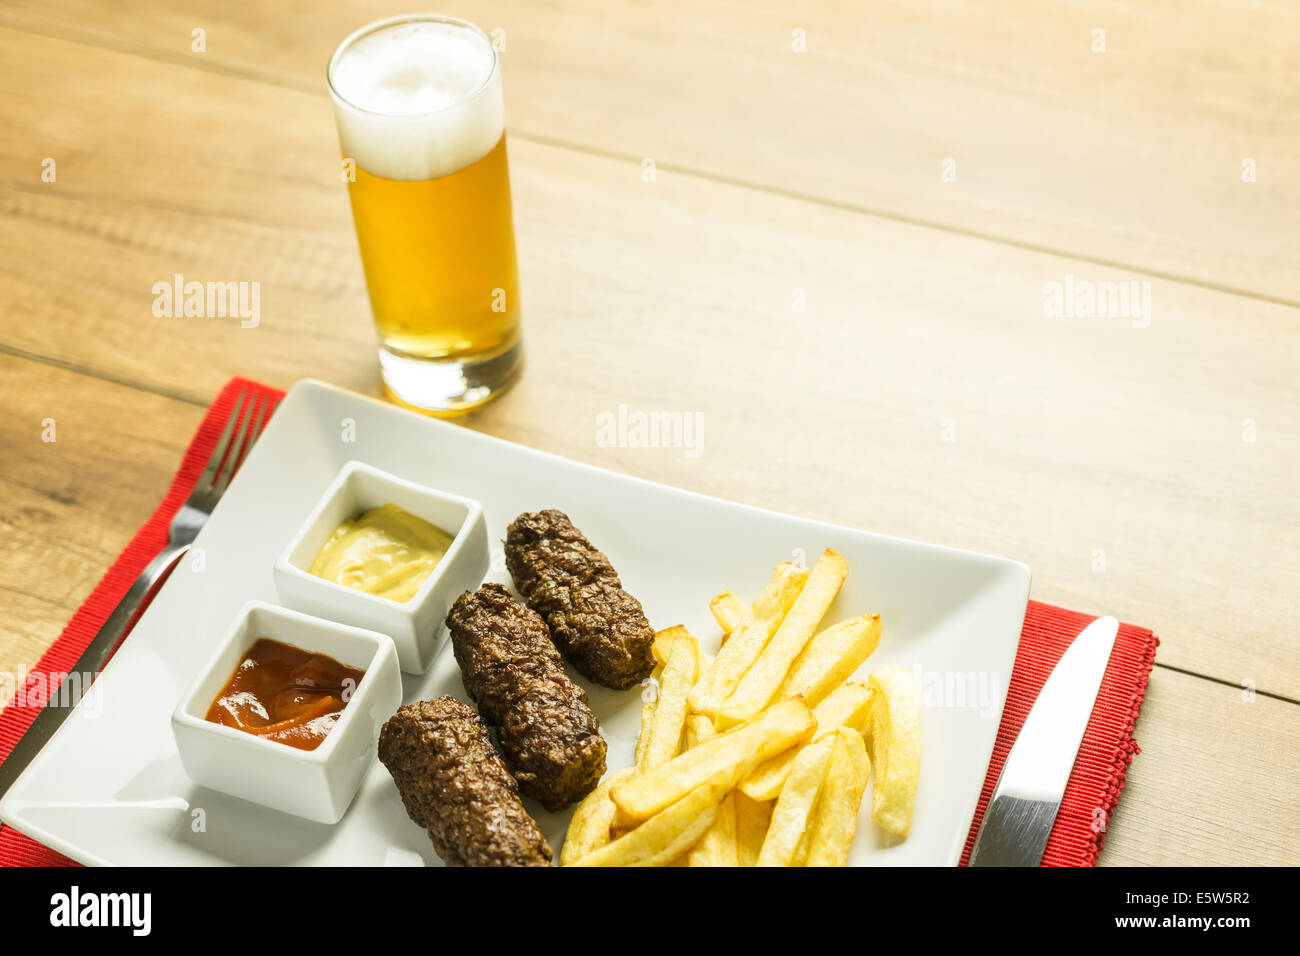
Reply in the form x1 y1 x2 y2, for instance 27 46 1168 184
0 380 1030 866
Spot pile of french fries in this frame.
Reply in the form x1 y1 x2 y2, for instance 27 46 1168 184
561 548 921 867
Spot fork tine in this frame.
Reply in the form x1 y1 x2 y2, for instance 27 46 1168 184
212 393 259 497
242 394 272 462
243 394 280 461
255 395 279 439
197 388 248 492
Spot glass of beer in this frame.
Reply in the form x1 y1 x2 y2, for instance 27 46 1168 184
328 15 522 414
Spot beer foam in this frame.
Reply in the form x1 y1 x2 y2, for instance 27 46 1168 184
329 19 504 181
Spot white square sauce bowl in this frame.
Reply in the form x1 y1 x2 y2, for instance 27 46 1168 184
273 460 489 672
170 600 402 825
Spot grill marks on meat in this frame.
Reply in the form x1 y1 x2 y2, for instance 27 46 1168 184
447 584 607 811
505 510 656 690
377 696 551 867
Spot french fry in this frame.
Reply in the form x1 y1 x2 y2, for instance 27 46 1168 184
687 791 739 867
635 632 681 771
689 563 808 716
804 727 872 867
652 625 685 669
634 696 657 771
844 726 872 785
559 767 636 865
756 736 836 866
792 826 812 867
640 629 699 771
868 665 921 837
739 680 874 800
715 549 849 729
684 714 715 749
734 792 773 866
567 772 731 867
777 614 882 708
709 591 747 636
611 697 816 824
682 715 732 866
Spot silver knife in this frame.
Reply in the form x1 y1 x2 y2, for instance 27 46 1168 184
967 615 1119 866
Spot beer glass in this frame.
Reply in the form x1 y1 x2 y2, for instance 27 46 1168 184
328 15 522 414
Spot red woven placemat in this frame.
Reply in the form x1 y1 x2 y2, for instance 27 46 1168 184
960 602 1157 865
0 377 1158 866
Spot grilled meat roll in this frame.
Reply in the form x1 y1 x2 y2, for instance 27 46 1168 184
377 696 552 867
447 583 607 810
504 510 656 690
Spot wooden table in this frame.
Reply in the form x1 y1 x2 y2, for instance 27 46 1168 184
0 1 1295 865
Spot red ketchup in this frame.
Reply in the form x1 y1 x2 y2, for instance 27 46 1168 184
205 639 365 751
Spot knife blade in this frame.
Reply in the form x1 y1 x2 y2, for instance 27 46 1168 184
967 615 1119 866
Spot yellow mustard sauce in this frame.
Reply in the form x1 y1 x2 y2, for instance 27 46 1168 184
308 502 454 603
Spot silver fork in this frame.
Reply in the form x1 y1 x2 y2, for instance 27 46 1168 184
0 388 277 799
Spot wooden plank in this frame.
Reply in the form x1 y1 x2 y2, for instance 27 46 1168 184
1 0 1297 300
0 361 1294 865
0 28 1297 693
0 356 203 708
1100 668 1300 866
